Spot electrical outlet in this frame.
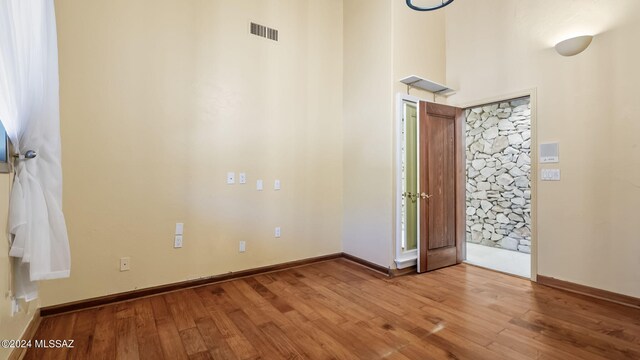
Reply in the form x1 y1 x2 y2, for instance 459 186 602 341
120 257 130 271
274 179 281 190
239 172 247 184
256 179 263 191
174 235 183 248
275 227 281 238
239 241 246 253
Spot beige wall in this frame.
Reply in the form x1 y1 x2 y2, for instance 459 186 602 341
392 1 446 97
446 0 640 297
0 174 38 360
40 0 344 306
342 0 394 267
342 0 445 267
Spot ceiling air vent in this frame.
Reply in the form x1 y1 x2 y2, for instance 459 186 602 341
250 22 278 42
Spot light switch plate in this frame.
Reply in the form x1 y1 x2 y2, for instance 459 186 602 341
275 227 281 238
174 235 183 248
239 173 247 184
256 179 263 191
227 172 235 184
175 222 184 235
274 179 281 190
541 169 561 181
11 298 19 316
239 241 246 252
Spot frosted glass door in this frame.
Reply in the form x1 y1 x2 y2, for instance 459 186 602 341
402 103 418 251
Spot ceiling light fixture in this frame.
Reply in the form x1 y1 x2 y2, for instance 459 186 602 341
554 35 593 56
406 0 454 12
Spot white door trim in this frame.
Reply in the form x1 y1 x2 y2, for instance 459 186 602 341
394 93 423 269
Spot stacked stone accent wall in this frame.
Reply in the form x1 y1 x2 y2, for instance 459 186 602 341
465 98 532 253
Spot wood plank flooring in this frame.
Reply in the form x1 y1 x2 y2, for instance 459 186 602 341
24 259 640 359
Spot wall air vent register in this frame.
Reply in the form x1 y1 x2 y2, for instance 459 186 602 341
250 22 278 42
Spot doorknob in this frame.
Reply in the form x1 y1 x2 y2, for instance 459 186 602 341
420 192 432 199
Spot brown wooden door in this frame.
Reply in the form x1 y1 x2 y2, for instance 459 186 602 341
417 101 465 273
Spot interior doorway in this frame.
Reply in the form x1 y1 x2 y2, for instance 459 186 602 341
463 96 533 278
395 96 465 273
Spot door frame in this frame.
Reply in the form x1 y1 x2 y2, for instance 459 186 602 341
394 93 423 269
453 88 538 282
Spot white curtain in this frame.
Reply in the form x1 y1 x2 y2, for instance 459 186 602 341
0 0 70 301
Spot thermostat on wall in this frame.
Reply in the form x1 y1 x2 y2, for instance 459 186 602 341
539 142 559 163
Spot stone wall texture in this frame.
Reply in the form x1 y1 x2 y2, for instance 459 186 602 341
465 98 531 253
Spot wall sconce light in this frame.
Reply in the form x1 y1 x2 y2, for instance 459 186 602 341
554 35 593 56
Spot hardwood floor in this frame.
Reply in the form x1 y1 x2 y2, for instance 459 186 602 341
24 258 640 360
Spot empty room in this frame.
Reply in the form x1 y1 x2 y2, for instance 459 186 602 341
1 0 639 359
